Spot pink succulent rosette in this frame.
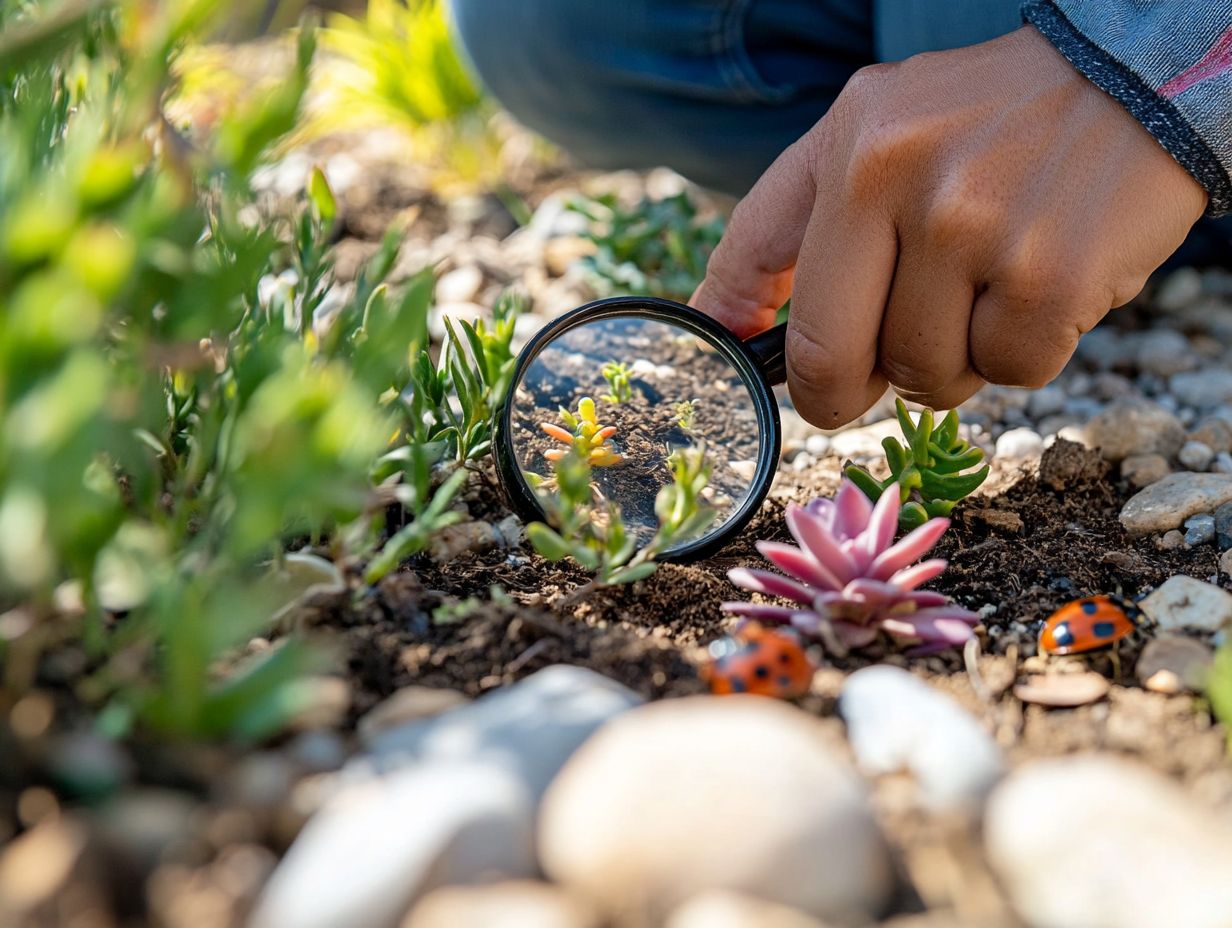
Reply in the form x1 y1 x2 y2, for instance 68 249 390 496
723 480 980 654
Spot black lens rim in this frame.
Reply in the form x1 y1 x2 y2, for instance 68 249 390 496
495 296 781 563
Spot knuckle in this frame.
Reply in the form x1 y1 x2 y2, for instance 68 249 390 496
877 352 948 396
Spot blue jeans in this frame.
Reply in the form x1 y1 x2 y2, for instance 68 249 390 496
451 0 1229 261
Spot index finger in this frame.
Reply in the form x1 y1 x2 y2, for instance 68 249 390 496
786 148 898 429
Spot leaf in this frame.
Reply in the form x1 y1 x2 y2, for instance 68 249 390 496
307 166 337 224
919 465 990 501
844 465 886 502
606 561 658 585
527 522 574 561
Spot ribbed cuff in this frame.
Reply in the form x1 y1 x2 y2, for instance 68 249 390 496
1022 0 1231 216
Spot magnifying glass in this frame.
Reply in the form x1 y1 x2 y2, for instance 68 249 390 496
495 296 788 562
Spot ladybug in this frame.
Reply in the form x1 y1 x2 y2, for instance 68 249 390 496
1038 595 1142 656
702 622 814 698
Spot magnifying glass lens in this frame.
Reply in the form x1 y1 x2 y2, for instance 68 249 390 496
508 315 764 554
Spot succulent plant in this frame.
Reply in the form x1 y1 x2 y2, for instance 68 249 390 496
600 360 634 404
541 396 622 467
722 479 980 654
845 399 989 530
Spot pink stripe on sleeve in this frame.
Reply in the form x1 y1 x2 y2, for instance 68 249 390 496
1160 25 1232 98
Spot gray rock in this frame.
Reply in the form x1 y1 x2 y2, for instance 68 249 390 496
1155 267 1205 312
95 789 198 873
365 666 642 801
1139 575 1232 631
1083 398 1185 463
1170 369 1232 410
1119 473 1232 536
1222 548 1232 576
47 732 133 800
1120 453 1171 489
1027 384 1067 419
539 697 892 926
249 762 535 928
288 731 348 773
1184 513 1216 546
1215 452 1232 474
1157 529 1186 551
986 755 1232 928
840 666 1003 810
1218 502 1232 550
1074 328 1129 370
405 882 599 928
1178 440 1215 472
994 428 1043 461
1189 418 1232 454
1134 328 1196 377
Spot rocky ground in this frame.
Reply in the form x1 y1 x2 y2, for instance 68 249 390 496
5 120 1232 928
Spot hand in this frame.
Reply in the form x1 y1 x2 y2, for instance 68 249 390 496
692 25 1207 428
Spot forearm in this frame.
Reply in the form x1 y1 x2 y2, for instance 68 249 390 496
1022 0 1232 215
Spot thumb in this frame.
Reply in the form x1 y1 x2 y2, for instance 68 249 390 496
691 136 817 338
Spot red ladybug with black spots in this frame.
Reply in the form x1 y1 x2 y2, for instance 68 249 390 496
702 622 814 698
1038 594 1144 656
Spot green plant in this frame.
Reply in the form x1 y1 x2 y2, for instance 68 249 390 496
674 399 697 434
527 445 716 603
0 1 503 743
540 396 622 468
844 399 989 530
1208 645 1232 752
599 360 634 404
401 291 523 465
568 191 724 302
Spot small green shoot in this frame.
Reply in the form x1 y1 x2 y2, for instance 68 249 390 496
674 399 697 434
845 399 989 530
600 360 634 404
527 445 716 603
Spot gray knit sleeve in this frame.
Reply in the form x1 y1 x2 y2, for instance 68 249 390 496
1022 0 1232 216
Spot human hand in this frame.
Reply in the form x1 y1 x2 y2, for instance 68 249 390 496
692 26 1207 428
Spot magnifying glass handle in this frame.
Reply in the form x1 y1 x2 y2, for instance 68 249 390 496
744 322 787 386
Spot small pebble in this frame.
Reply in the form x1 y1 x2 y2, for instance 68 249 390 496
1179 440 1215 472
1170 370 1232 410
994 427 1043 460
1013 673 1110 708
1136 636 1213 693
1139 575 1232 631
1157 529 1186 551
1212 502 1232 547
1221 548 1232 575
1135 328 1196 377
840 666 1003 810
1184 513 1216 546
1120 472 1232 535
1027 384 1066 419
1155 267 1204 311
1083 398 1185 463
1215 453 1232 474
1121 453 1170 489
1189 418 1232 454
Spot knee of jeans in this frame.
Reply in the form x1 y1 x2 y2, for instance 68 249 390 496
449 0 601 113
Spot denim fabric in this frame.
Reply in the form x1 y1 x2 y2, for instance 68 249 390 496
450 0 1230 252
451 0 1025 194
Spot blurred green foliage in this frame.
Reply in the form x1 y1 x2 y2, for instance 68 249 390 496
568 191 725 303
0 0 513 742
